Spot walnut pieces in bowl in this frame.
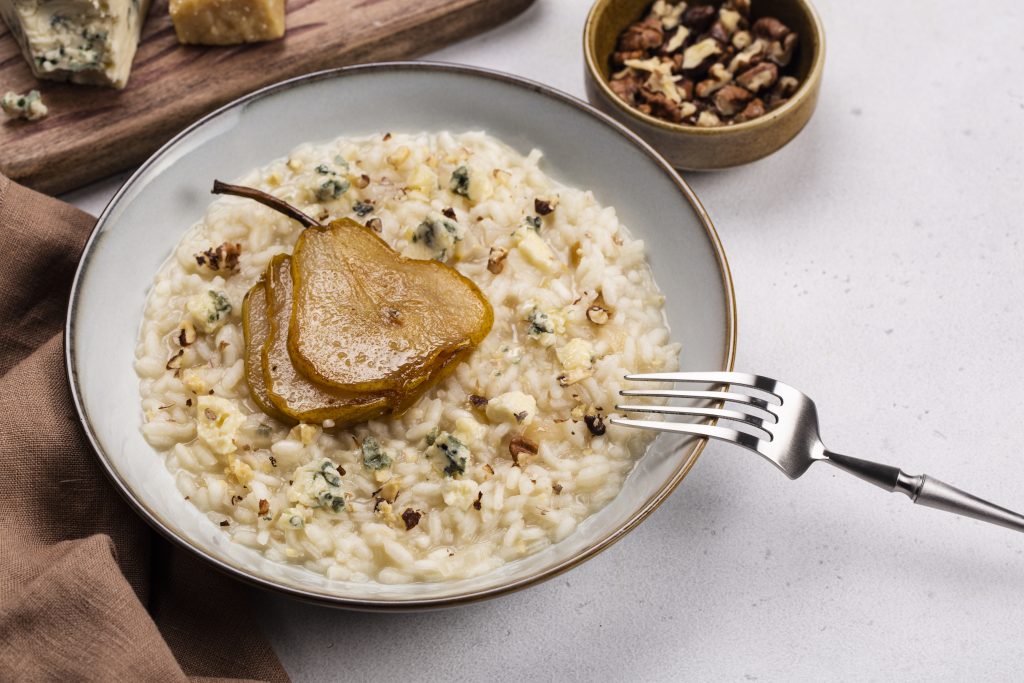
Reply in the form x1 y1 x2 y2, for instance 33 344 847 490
609 0 800 127
584 0 825 169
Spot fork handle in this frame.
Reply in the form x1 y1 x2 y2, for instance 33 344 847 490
826 452 1024 533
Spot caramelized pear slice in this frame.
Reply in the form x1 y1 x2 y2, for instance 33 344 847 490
288 218 494 392
263 254 394 425
241 283 292 424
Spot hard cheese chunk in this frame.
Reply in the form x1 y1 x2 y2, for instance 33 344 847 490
0 0 152 88
170 0 284 45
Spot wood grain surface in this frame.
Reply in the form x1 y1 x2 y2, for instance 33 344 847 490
0 0 534 194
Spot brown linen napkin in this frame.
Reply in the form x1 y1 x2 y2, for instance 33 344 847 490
0 175 290 683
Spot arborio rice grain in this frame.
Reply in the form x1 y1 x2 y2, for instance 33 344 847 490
136 131 680 583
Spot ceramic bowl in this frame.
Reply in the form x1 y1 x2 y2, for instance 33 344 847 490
67 62 736 609
583 0 825 170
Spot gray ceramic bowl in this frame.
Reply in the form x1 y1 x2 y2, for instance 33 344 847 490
67 62 736 609
584 0 826 170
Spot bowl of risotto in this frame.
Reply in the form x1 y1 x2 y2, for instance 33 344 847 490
66 62 736 608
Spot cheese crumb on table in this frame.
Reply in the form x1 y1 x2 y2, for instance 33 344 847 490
169 0 286 45
0 90 47 121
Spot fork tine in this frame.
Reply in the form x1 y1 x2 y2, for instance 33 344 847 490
609 417 764 451
618 388 774 413
615 403 769 431
619 388 760 402
624 371 778 393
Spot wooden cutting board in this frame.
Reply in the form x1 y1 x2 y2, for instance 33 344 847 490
0 0 534 194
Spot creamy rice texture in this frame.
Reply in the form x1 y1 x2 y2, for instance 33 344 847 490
136 132 679 583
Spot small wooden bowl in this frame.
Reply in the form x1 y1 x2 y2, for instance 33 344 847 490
583 0 825 170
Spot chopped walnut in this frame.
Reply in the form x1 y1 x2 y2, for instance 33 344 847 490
618 16 663 51
586 304 611 325
637 87 685 122
752 16 790 41
372 480 400 509
508 436 539 466
177 320 197 346
696 110 722 127
609 71 644 104
487 247 509 274
606 1 800 127
735 61 779 94
166 349 184 370
714 84 753 117
769 33 799 67
612 49 647 66
695 63 733 99
195 242 242 272
584 414 607 436
534 197 557 216
401 508 421 530
734 97 767 122
682 5 716 32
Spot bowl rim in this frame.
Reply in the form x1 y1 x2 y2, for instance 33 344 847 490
64 61 738 610
583 0 826 136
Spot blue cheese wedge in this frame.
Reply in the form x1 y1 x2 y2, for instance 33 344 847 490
0 0 152 88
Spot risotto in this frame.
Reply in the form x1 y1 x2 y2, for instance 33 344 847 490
135 131 680 583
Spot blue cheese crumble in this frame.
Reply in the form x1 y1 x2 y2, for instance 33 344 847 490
448 164 493 203
1 90 47 121
485 391 537 427
287 458 345 512
513 227 559 272
525 307 564 347
410 216 465 262
442 478 479 510
361 435 392 470
556 338 596 386
313 159 350 201
196 396 244 455
186 290 231 333
425 430 469 477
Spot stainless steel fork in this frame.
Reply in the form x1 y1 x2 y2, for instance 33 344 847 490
612 371 1024 533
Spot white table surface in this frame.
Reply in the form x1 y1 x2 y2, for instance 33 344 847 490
65 0 1024 679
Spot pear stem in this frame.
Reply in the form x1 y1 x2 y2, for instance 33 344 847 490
211 180 321 228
